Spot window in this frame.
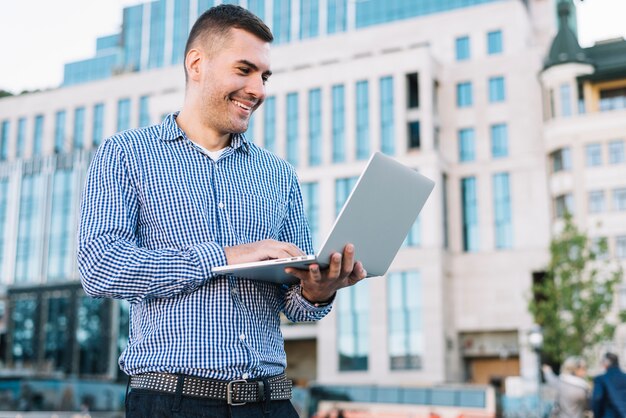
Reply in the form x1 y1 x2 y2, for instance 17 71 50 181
458 128 475 162
560 84 572 117
300 0 319 39
77 296 110 374
356 80 370 160
555 193 574 217
272 0 291 44
308 89 322 166
338 281 369 371
48 169 75 281
616 236 626 259
588 190 605 213
15 173 44 282
92 103 105 147
44 294 72 373
122 5 143 71
248 0 265 20
16 117 26 158
148 0 165 68
388 271 422 370
33 115 44 156
456 82 473 107
73 107 85 150
0 120 9 161
455 36 470 61
0 179 8 274
406 73 419 109
286 92 299 166
402 217 420 247
585 143 602 167
591 237 609 260
551 148 571 172
461 177 479 252
54 110 66 153
609 140 625 164
599 87 626 112
117 98 131 132
139 95 150 127
380 76 395 155
491 123 508 158
487 30 503 55
335 177 358 215
171 0 190 64
408 121 420 150
263 96 276 153
488 76 506 103
331 85 346 163
493 173 513 249
327 0 347 34
301 182 319 250
11 296 38 367
613 188 626 211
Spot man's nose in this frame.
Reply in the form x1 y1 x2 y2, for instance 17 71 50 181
245 76 266 100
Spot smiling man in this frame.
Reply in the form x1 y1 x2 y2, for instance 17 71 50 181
77 5 366 418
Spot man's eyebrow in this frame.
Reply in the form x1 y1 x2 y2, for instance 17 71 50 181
237 59 272 77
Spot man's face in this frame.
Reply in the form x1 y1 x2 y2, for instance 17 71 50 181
195 28 271 138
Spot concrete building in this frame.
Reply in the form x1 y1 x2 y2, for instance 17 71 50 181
0 0 624 401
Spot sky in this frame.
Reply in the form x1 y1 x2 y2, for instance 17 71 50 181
1 0 625 94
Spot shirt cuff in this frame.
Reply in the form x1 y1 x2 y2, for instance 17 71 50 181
291 285 335 313
190 242 227 283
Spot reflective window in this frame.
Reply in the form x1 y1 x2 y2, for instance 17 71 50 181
44 294 71 373
461 177 479 252
337 281 369 371
455 36 470 61
599 87 626 112
617 236 626 259
408 121 420 149
356 80 370 160
380 76 395 156
335 177 358 215
300 0 319 39
388 271 422 370
286 92 299 166
493 172 512 249
93 103 105 147
273 0 291 44
0 120 9 160
74 107 85 150
139 95 150 127
487 30 503 55
16 117 26 158
123 5 144 71
585 143 602 167
613 188 626 211
458 128 475 162
248 0 265 20
488 76 506 103
77 296 109 375
332 85 346 163
456 82 473 107
609 140 625 164
402 217 421 248
555 193 574 217
15 173 44 282
0 179 9 277
551 148 571 172
117 98 131 132
308 89 322 166
263 96 276 153
301 182 320 249
48 168 76 281
406 73 419 109
560 83 572 117
172 0 190 64
491 123 508 158
11 296 38 367
148 0 166 69
54 110 66 153
197 0 214 14
588 190 605 214
327 0 347 34
33 115 44 156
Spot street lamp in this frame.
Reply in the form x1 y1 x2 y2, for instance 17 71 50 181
528 325 544 418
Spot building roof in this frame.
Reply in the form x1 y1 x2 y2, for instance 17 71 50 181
543 1 590 70
578 37 626 82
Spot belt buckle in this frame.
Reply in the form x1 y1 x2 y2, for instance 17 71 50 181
226 379 248 406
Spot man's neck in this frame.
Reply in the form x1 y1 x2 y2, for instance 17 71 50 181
176 108 230 151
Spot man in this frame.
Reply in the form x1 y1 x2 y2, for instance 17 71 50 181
77 5 366 418
592 353 626 418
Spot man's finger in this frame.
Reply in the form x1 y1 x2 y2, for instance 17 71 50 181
341 244 355 277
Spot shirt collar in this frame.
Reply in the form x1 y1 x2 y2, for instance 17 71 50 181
160 112 250 154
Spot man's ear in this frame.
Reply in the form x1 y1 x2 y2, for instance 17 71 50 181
185 48 202 81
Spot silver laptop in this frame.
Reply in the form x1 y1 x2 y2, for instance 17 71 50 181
212 152 435 283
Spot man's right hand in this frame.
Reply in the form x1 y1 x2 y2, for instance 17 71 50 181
223 239 305 265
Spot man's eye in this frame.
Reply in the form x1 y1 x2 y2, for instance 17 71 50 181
238 67 250 74
262 76 269 84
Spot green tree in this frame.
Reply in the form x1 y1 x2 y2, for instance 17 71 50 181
529 214 624 364
0 89 14 99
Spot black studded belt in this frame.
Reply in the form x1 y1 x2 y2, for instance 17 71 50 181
129 372 292 405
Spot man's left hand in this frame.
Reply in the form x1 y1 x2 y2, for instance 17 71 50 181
284 243 367 304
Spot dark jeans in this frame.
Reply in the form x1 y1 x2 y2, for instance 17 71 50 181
126 389 300 418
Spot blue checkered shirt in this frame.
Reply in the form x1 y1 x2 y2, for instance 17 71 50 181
78 113 332 380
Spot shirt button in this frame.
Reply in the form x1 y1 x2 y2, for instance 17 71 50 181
242 373 249 379
218 202 224 209
239 333 246 341
231 288 238 295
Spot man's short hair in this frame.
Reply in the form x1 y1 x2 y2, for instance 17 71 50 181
183 5 273 79
604 352 619 368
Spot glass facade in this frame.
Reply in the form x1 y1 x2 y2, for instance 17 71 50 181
588 190 605 213
402 217 421 248
11 295 38 367
300 0 320 39
54 110 66 154
457 82 473 107
308 89 322 166
458 128 475 162
0 120 9 161
33 115 44 156
123 5 144 71
117 98 131 132
16 117 26 158
327 0 347 34
609 140 625 164
139 95 151 127
248 0 265 20
490 123 508 158
388 271 422 370
15 173 44 282
63 54 119 86
0 179 8 275
73 107 85 150
617 236 626 259
286 92 299 166
455 36 470 61
551 147 571 172
380 76 395 156
172 0 190 65
555 193 574 217
613 188 626 211
488 76 506 103
148 0 166 69
355 80 370 160
493 172 512 249
301 182 320 250
48 169 76 281
273 0 292 44
487 29 503 54
263 96 276 153
93 103 105 147
585 143 602 167
44 293 72 373
337 281 369 371
332 84 346 163
461 177 479 252
560 84 572 117
335 177 358 215
198 0 214 14
408 121 420 149
77 296 110 375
